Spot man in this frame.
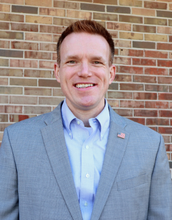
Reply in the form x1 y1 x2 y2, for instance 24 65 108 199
0 20 171 220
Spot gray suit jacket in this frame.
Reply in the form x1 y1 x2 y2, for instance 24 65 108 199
0 103 172 220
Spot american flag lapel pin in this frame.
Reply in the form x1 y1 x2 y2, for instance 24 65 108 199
117 132 125 139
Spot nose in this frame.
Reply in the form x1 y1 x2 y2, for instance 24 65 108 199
78 61 92 77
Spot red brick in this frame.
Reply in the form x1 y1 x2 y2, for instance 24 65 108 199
39 61 55 69
0 22 9 30
0 96 8 103
81 3 105 12
132 8 155 16
40 25 65 34
134 109 157 117
133 58 156 66
120 83 143 91
157 26 172 34
10 78 37 86
120 49 143 57
52 53 57 61
133 41 155 49
0 58 8 66
159 93 172 100
159 110 172 117
133 24 156 33
115 39 131 48
25 32 52 42
159 127 172 134
114 109 132 117
39 8 65 16
158 77 172 84
94 0 117 4
24 87 51 96
145 50 167 59
108 91 132 99
107 22 131 31
0 68 23 77
115 74 131 82
128 117 145 125
54 1 79 9
157 43 172 50
11 41 38 50
67 10 92 19
9 96 37 104
24 106 51 114
0 40 10 48
11 23 38 32
119 15 142 23
146 118 169 125
119 66 143 74
119 0 142 7
25 0 52 7
39 97 64 105
144 17 167 26
114 57 131 65
10 59 38 68
145 101 169 109
120 100 144 108
53 88 64 97
0 105 22 113
24 69 52 78
40 43 56 52
145 85 168 92
0 123 11 132
0 13 24 22
144 1 167 9
0 78 8 85
158 60 172 67
25 51 51 60
0 4 10 12
39 79 60 87
9 114 33 122
134 75 156 83
106 99 119 108
145 68 168 75
0 114 8 122
0 86 22 94
133 92 157 100
0 0 23 3
0 31 23 39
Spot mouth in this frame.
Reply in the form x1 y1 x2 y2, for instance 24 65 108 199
75 83 95 88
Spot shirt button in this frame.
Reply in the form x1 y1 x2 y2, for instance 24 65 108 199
84 201 88 206
77 121 80 125
86 173 90 178
86 145 89 149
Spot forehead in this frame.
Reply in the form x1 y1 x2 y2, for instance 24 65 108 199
60 32 110 60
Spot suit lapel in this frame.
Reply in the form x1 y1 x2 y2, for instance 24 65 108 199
41 106 82 220
91 107 130 220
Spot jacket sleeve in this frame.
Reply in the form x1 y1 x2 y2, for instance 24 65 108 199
148 134 172 220
0 128 19 220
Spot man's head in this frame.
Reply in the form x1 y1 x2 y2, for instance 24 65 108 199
57 20 115 66
54 20 116 120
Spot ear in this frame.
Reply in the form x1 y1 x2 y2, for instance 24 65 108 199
54 63 60 83
109 65 116 84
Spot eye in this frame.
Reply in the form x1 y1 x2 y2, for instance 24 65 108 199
93 60 103 65
67 60 76 64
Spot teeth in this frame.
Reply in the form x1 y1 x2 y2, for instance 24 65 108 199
76 84 94 88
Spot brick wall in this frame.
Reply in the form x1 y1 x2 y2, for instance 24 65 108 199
0 0 172 171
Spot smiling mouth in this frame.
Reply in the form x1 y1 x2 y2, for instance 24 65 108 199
75 83 95 88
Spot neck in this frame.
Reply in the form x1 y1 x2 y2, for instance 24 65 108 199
66 101 105 127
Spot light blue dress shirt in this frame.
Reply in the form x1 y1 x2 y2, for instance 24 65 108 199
61 99 110 220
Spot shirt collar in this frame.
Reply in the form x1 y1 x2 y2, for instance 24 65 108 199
61 99 110 139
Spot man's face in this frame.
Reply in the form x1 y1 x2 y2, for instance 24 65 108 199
54 32 115 116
